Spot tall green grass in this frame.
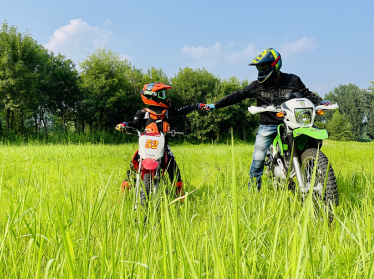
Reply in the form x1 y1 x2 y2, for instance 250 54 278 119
0 140 373 277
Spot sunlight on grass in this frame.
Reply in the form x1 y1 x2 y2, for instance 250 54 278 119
0 141 373 277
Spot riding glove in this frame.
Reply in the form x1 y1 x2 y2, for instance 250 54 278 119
321 100 332 106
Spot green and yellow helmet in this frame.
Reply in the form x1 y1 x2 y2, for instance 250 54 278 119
249 48 282 83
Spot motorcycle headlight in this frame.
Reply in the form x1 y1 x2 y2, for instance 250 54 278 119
294 108 313 126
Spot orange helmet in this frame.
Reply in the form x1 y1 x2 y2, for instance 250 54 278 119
141 82 172 108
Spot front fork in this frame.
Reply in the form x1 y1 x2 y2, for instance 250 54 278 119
286 130 305 191
134 161 160 210
134 161 142 210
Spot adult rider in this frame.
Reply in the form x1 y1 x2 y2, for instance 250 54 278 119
200 48 332 190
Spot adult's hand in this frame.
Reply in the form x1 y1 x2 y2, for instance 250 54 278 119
205 104 215 112
320 100 332 106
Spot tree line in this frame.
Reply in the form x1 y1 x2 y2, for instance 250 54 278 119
1 21 373 143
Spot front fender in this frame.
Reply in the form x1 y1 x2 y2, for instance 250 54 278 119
293 127 328 140
141 158 159 180
142 158 159 170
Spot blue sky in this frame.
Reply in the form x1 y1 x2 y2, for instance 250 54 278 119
1 0 373 96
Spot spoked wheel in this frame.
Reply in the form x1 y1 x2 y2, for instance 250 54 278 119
301 148 339 221
140 173 152 208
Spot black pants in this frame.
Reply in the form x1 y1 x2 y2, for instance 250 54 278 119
127 144 182 184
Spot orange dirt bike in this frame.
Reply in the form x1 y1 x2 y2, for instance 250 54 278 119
119 126 184 208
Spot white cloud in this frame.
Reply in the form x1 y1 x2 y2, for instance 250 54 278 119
44 19 115 63
279 36 320 57
182 42 221 59
103 19 112 26
180 37 321 81
226 43 257 64
181 42 259 71
181 42 222 70
120 54 132 61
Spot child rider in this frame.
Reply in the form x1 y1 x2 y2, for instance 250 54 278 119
115 82 204 201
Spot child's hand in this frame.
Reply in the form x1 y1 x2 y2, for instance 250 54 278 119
115 122 128 131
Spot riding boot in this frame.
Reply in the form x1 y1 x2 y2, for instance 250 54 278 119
175 181 185 202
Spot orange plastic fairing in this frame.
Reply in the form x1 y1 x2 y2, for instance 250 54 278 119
145 122 159 133
163 121 170 133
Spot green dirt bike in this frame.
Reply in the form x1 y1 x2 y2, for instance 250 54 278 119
248 93 339 219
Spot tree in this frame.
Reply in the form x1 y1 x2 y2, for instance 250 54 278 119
171 67 220 136
79 48 136 131
364 81 374 139
0 20 51 138
326 111 354 141
43 54 80 133
325 84 365 140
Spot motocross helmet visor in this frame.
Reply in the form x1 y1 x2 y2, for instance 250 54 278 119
157 90 166 99
256 64 270 72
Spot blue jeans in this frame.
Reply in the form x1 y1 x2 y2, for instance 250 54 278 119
249 125 278 190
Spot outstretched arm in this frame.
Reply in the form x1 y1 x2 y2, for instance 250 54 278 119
202 82 256 111
169 103 203 116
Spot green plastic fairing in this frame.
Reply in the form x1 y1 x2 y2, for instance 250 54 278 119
272 124 285 156
293 127 328 140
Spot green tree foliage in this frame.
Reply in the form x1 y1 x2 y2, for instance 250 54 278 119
364 81 374 139
326 111 355 141
325 84 366 140
171 67 220 136
0 21 50 137
79 48 141 131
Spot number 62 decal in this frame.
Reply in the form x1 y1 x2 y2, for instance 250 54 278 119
145 140 159 149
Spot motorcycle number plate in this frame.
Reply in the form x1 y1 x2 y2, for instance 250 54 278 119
144 139 159 149
139 135 165 160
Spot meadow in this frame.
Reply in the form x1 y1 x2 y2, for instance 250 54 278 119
0 140 373 278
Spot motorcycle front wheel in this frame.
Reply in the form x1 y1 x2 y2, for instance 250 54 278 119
301 148 339 221
140 173 152 208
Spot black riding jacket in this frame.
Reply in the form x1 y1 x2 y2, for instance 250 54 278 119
214 72 322 125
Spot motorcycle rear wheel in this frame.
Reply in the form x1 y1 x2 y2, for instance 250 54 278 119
301 148 339 221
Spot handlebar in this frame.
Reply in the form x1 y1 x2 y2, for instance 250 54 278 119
117 126 184 137
248 103 339 115
165 130 184 137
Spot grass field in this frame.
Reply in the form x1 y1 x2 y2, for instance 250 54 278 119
0 140 373 278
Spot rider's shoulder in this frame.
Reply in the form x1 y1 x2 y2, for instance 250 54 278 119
279 72 304 86
280 72 301 81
